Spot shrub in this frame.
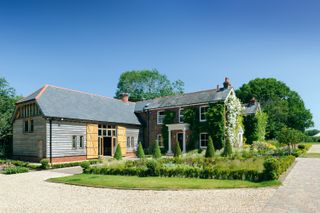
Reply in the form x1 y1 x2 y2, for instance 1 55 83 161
174 142 182 158
136 142 145 158
80 161 91 172
3 166 29 174
263 158 280 180
114 144 122 160
51 159 100 169
205 136 215 158
222 139 232 157
297 144 305 150
146 160 161 176
152 142 161 159
40 159 50 169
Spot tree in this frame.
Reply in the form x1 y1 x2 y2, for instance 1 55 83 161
115 70 184 101
222 138 232 157
0 77 20 157
152 142 162 159
114 144 122 160
174 142 182 157
205 136 215 158
277 127 304 154
236 78 313 139
243 111 268 144
305 129 320 137
136 142 145 158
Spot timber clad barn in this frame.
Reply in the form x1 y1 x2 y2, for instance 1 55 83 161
12 78 260 163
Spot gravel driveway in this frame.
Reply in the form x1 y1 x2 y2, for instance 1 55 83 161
0 167 276 213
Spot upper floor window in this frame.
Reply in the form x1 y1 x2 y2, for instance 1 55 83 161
157 111 165 124
179 108 184 123
79 136 84 149
157 134 164 148
199 106 208 122
199 132 208 148
72 135 77 149
24 119 34 133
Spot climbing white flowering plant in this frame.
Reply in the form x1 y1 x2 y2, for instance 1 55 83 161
225 92 243 146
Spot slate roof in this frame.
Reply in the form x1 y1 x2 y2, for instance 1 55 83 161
243 102 261 115
134 88 232 111
17 85 141 125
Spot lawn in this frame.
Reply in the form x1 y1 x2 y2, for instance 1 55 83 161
48 174 280 190
300 153 320 158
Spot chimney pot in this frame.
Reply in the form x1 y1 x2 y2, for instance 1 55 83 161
120 93 129 102
216 84 220 91
223 77 231 89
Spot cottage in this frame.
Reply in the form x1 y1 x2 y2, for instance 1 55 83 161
12 78 256 163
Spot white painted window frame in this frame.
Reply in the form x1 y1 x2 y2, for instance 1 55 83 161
79 135 84 149
157 111 165 125
72 135 77 149
157 134 164 148
199 105 209 122
199 132 208 149
179 108 184 123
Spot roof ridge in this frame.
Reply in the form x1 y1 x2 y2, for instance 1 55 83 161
45 84 135 104
136 88 219 103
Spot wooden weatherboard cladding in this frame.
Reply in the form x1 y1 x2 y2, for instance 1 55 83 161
117 125 127 156
86 124 98 159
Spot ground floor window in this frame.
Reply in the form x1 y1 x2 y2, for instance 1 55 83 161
23 119 34 133
126 136 135 149
79 136 84 148
157 134 164 148
72 135 77 149
199 132 208 148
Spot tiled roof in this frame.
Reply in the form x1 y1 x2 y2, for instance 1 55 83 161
134 88 232 111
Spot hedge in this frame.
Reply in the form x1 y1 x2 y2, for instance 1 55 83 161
85 156 295 182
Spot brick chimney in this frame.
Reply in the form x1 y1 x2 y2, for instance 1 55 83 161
216 84 220 91
120 93 129 102
223 77 231 89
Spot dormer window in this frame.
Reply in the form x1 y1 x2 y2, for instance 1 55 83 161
199 106 208 122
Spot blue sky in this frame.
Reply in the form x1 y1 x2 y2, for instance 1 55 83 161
0 0 319 128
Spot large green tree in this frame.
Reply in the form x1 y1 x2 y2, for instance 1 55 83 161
0 77 20 156
115 70 184 101
236 78 313 139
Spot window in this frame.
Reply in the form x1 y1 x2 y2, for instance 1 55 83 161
199 106 208 122
131 137 135 148
24 120 29 132
30 119 34 132
157 134 164 147
157 111 165 124
199 133 208 148
179 108 184 123
79 136 84 148
127 137 131 148
72 136 77 149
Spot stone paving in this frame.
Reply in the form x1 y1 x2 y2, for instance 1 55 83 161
262 144 320 213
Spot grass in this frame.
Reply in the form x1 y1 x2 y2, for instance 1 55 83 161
48 174 280 190
300 153 320 158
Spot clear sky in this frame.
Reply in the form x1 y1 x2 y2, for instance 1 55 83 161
0 0 319 128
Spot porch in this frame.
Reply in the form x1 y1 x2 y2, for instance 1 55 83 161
166 123 190 155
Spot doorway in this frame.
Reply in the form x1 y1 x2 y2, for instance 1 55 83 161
176 132 183 150
103 137 112 156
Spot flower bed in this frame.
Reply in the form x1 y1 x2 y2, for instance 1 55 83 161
84 155 295 181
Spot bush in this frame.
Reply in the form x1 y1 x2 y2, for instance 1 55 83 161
80 161 91 172
51 159 101 169
40 159 50 169
153 142 161 159
136 142 145 158
174 142 182 158
146 160 161 176
263 155 295 180
3 166 29 174
205 136 215 158
297 144 305 150
114 144 122 160
222 139 232 157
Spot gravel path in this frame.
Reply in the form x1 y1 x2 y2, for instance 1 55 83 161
0 167 276 213
262 144 320 213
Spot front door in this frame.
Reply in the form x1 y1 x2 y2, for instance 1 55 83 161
176 133 183 150
103 137 112 156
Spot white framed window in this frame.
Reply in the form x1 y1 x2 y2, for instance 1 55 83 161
199 106 209 122
179 108 184 123
72 135 77 149
79 136 84 149
127 137 131 148
199 133 208 148
157 111 165 124
157 134 164 148
131 137 135 148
